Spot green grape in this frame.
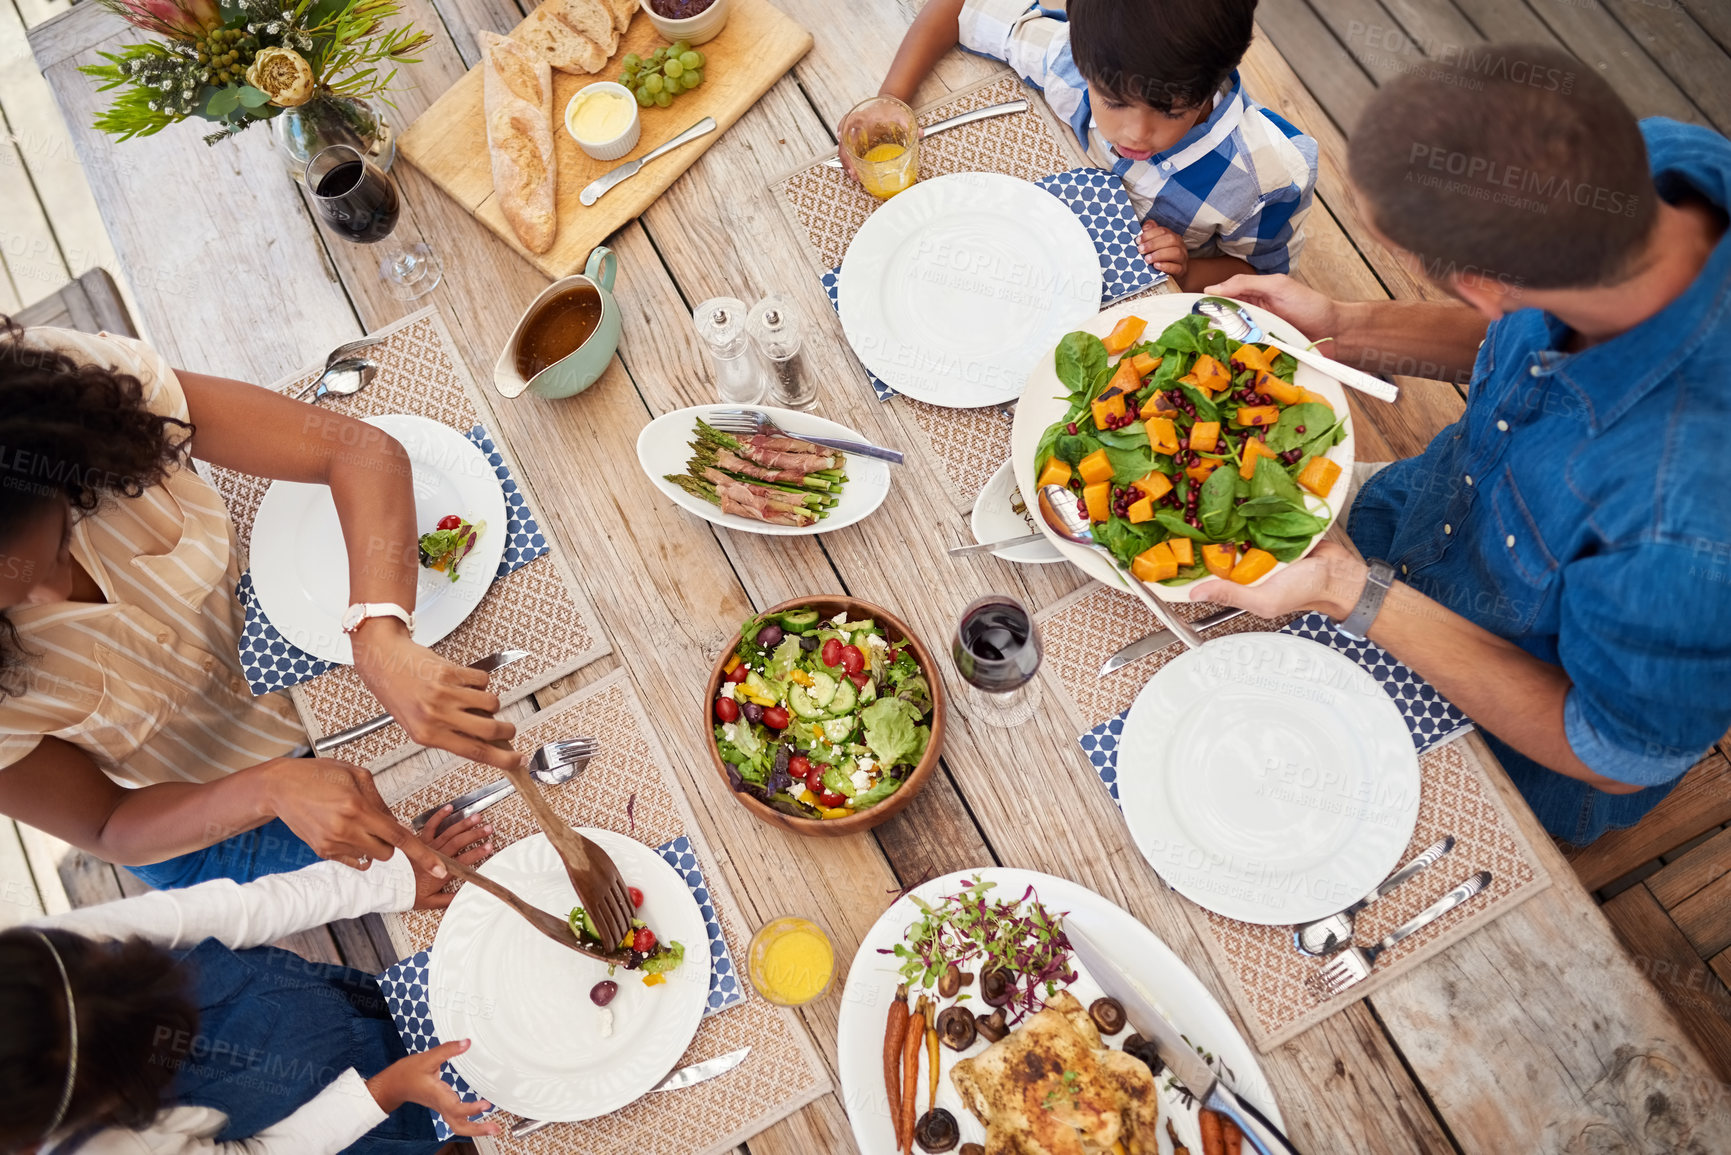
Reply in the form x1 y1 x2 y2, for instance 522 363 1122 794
670 39 690 54
638 85 657 104
653 47 668 61
654 90 672 107
623 52 642 68
644 73 664 94
678 51 700 70
663 58 684 79
680 70 701 90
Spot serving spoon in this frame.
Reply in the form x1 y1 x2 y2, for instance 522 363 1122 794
1038 484 1204 650
1192 297 1401 403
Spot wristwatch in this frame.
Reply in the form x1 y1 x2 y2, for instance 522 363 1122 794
341 602 416 635
1336 560 1396 641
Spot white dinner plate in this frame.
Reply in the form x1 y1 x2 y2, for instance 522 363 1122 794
1009 293 1356 600
1117 633 1420 925
838 172 1103 408
637 404 892 536
249 414 508 664
837 867 1285 1154
428 829 709 1121
968 458 1064 564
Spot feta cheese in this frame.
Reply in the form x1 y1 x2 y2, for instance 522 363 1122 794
718 682 737 700
850 770 872 793
597 1007 614 1038
865 634 888 650
856 756 876 776
831 612 848 627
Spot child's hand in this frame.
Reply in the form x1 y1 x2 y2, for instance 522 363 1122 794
1138 221 1189 279
367 1039 499 1137
409 807 495 910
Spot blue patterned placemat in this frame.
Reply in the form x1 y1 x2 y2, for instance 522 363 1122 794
237 425 547 695
1079 612 1472 807
825 167 1161 402
376 834 743 1139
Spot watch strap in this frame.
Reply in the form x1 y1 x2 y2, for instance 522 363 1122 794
342 602 416 635
1336 560 1396 641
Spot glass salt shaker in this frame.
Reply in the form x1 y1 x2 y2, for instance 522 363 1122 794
749 294 815 410
693 297 766 405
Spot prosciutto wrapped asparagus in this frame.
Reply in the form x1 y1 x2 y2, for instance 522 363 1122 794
667 419 848 527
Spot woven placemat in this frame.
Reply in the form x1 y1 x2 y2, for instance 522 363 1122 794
1034 583 1553 1050
202 307 610 769
381 670 831 1155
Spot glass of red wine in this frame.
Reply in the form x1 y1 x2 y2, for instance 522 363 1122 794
951 594 1043 728
306 144 441 301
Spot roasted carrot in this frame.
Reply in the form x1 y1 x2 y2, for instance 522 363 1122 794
1223 1117 1243 1155
924 1001 940 1111
883 985 908 1141
899 1000 925 1154
1199 1109 1226 1155
1167 1119 1190 1155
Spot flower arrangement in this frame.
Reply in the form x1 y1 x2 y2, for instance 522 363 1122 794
83 0 431 144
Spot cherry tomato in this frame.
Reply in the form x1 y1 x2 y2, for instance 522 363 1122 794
627 886 644 909
714 697 739 723
840 644 865 676
762 706 790 730
437 514 462 530
725 664 749 684
887 646 903 663
632 926 657 953
818 791 848 808
848 672 870 690
821 638 844 668
806 767 826 794
788 754 812 780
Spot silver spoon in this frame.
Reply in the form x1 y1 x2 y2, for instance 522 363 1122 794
1191 297 1401 403
1038 484 1204 650
1293 834 1456 956
302 358 378 404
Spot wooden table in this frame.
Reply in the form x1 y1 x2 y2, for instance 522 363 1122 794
29 2 1731 1149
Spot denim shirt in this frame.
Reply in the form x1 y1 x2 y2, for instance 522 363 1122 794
1349 119 1731 844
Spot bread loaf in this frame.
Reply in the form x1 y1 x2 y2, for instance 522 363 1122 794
515 7 609 74
549 0 619 54
604 0 637 34
480 31 558 254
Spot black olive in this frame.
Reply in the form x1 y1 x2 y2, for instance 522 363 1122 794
975 1008 1008 1043
960 1145 985 1155
798 634 819 651
914 1108 960 1152
937 962 962 999
979 966 1013 1007
1089 996 1127 1035
935 1004 976 1051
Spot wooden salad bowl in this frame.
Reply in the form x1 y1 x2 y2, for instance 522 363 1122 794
703 596 946 838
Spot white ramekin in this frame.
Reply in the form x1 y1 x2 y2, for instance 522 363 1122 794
637 0 730 47
564 81 643 161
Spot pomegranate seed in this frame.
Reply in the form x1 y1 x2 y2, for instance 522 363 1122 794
1076 498 1088 516
1177 436 1189 449
1295 425 1306 434
1066 422 1078 435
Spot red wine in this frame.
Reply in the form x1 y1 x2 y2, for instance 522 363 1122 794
314 159 400 243
953 599 1041 693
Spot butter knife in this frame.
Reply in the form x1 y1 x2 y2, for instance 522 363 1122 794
821 99 1031 168
508 1047 751 1137
580 117 717 207
1097 608 1244 677
312 649 529 753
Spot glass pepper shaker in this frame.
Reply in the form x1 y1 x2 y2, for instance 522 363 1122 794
693 297 766 405
749 293 815 410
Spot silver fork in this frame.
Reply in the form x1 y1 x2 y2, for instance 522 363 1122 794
411 738 598 832
1313 871 1492 997
703 408 904 464
1294 834 1456 956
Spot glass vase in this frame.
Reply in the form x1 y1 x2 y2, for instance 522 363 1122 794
272 92 395 184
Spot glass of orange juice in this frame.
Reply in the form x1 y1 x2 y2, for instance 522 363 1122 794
747 916 835 1005
842 95 920 200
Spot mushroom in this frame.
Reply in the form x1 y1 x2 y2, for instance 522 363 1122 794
974 1007 1008 1043
914 1108 960 1152
960 1145 985 1155
1089 996 1127 1035
978 966 1014 1007
937 961 963 999
936 1004 977 1051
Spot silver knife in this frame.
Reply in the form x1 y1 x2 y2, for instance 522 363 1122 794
1066 926 1298 1155
508 1047 750 1137
948 530 1044 557
580 117 717 207
1098 608 1245 677
313 649 530 754
821 99 1031 168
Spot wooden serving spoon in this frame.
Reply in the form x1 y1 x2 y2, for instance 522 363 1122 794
424 843 629 965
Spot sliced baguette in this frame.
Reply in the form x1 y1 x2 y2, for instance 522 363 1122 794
548 0 619 56
515 6 609 74
480 30 558 254
604 0 637 35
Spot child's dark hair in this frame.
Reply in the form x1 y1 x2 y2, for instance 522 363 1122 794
1069 0 1258 115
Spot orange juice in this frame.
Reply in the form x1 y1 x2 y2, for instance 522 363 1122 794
843 95 920 200
747 916 835 1005
856 141 917 199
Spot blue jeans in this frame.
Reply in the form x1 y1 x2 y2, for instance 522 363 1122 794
125 818 321 889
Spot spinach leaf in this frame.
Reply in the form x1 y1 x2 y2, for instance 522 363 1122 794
1249 457 1305 506
1055 331 1109 396
1054 434 1090 466
1271 351 1299 378
1178 383 1221 423
1251 509 1329 538
1148 353 1186 394
1156 509 1209 541
1105 445 1156 485
1153 314 1209 355
1265 403 1336 453
1094 423 1151 451
1197 461 1238 537
1159 563 1210 586
1248 528 1315 562
1234 495 1297 519
1097 517 1161 568
1086 364 1118 406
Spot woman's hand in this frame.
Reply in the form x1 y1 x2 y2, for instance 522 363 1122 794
349 619 522 771
1138 222 1189 280
409 806 495 910
262 757 446 878
1200 273 1345 339
367 1039 499 1136
1187 540 1366 621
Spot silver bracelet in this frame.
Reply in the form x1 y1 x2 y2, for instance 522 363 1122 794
1336 559 1397 641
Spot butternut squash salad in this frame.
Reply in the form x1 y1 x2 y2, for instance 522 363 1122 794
1032 307 1349 587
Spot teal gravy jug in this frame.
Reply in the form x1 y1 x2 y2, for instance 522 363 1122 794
494 246 621 400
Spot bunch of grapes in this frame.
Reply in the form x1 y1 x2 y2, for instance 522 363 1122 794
618 42 706 108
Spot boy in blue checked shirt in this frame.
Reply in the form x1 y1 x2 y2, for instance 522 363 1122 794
841 0 1318 291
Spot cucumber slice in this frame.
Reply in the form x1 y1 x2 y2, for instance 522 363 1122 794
789 685 824 720
846 619 877 636
828 677 857 715
821 764 858 798
809 670 838 708
822 716 855 743
777 609 820 630
857 678 878 705
743 671 774 700
568 905 601 942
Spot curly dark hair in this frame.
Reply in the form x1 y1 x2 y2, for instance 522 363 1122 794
1069 0 1257 115
0 927 199 1148
0 315 192 695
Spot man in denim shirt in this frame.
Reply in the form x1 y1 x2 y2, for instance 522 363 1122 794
1193 45 1730 844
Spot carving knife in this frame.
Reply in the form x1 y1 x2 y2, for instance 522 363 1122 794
1097 608 1245 677
508 1047 751 1137
312 649 530 753
1066 925 1299 1154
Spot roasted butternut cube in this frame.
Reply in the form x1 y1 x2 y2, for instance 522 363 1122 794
1235 406 1281 427
1145 416 1180 455
1091 387 1128 429
1238 438 1279 480
1130 352 1163 377
1297 456 1342 498
1189 353 1231 393
1083 481 1111 522
1126 495 1155 523
1101 315 1148 355
1228 547 1278 584
1301 388 1335 409
1130 541 1178 583
1201 542 1237 578
1229 344 1274 374
1077 448 1115 485
1168 537 1195 566
1253 371 1305 406
1036 457 1072 491
1133 471 1173 501
1189 420 1220 452
1186 459 1220 485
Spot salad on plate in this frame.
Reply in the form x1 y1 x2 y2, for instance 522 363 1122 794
418 513 487 582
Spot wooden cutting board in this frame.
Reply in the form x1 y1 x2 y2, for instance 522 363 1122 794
399 0 811 279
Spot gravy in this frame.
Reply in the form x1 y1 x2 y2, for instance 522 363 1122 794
515 285 603 380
